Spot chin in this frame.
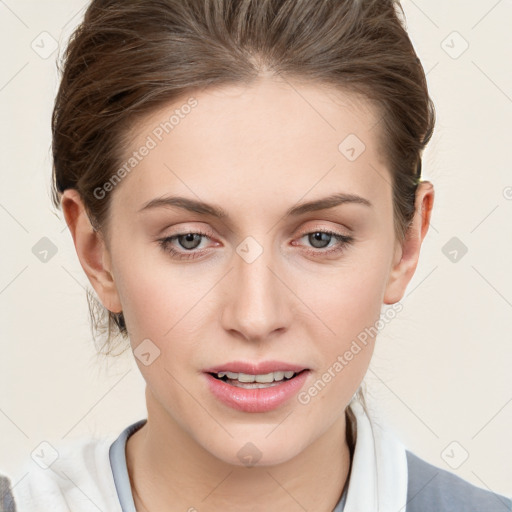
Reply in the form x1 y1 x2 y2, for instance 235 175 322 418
200 429 309 468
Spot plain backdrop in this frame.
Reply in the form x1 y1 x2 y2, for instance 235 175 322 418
1 0 511 499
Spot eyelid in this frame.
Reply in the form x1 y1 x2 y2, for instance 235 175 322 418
158 223 216 238
295 222 354 239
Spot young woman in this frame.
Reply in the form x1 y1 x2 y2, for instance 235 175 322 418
8 0 511 510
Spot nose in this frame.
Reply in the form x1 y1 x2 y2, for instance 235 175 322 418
220 240 291 343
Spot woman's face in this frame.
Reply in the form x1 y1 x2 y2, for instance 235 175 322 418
84 78 419 465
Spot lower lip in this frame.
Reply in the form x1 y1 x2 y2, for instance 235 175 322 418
204 371 310 413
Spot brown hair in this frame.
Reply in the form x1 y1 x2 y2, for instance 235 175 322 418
51 0 435 369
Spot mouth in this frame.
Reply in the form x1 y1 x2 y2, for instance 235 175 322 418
202 361 310 413
208 369 307 389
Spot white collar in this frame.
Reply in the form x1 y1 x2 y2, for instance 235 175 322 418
343 400 408 512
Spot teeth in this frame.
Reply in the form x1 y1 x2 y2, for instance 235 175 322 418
216 371 298 383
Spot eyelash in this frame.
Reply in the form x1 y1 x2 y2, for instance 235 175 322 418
157 228 354 261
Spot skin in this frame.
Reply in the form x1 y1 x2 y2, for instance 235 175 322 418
62 77 434 511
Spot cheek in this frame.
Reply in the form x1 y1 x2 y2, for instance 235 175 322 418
116 271 172 340
294 261 388 417
111 239 203 339
304 245 391 335
297 241 393 391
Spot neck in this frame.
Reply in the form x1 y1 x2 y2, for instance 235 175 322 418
126 392 353 512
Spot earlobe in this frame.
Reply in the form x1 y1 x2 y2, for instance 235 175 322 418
61 189 123 314
383 181 435 305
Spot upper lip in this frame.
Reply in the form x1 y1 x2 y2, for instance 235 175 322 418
203 361 308 375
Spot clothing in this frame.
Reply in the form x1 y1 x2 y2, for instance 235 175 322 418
0 476 16 512
9 400 512 511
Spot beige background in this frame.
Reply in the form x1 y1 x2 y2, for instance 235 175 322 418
1 0 511 499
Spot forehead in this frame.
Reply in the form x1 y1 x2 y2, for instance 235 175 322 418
112 77 391 216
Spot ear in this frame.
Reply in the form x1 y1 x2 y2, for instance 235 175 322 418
383 181 435 305
61 189 123 314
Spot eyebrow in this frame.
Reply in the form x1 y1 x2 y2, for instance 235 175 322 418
138 192 373 218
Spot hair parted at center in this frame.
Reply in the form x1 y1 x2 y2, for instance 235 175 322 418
51 0 435 424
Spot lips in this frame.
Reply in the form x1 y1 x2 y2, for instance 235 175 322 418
203 361 310 413
203 361 307 375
